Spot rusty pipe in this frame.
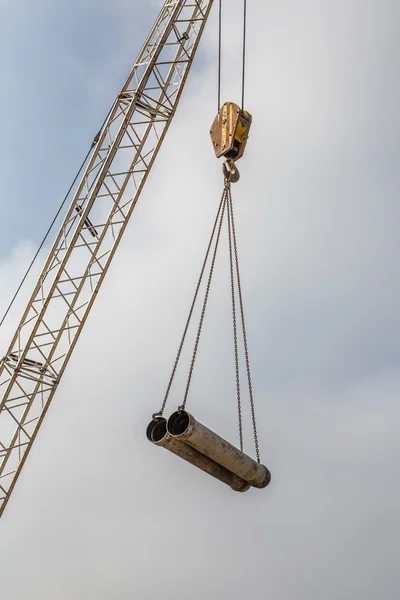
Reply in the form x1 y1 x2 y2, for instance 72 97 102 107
167 411 271 489
146 417 250 493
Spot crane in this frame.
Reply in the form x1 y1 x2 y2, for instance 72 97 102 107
0 0 215 519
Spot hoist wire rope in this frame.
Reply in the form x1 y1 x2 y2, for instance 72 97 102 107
0 103 115 331
181 183 229 411
241 0 247 111
0 151 91 330
158 186 227 417
227 185 260 462
217 0 248 112
217 0 222 111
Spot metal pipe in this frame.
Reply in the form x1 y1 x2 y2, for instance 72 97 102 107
167 411 271 489
146 417 250 493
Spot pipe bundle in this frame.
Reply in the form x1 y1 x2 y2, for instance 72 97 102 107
146 410 271 492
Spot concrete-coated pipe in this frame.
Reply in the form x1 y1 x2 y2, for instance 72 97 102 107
146 417 250 493
167 411 271 489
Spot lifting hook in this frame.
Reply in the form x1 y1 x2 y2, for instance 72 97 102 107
222 159 240 183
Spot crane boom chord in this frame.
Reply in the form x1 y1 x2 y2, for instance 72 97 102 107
0 0 214 519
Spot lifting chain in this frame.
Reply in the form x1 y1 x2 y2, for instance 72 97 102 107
180 181 228 411
157 177 260 462
226 182 243 451
227 184 260 462
155 183 228 420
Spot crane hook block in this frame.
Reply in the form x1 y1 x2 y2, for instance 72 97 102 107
210 102 252 162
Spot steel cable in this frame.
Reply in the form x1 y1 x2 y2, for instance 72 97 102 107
0 102 115 331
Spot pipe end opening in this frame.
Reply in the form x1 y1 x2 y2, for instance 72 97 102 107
168 410 190 436
146 418 167 443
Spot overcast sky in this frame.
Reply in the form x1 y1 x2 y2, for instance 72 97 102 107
0 0 399 598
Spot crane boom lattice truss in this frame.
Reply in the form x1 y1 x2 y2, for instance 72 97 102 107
0 0 214 519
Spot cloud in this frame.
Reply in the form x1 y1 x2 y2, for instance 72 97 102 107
0 1 399 599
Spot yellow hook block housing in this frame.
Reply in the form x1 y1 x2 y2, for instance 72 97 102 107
210 102 252 162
